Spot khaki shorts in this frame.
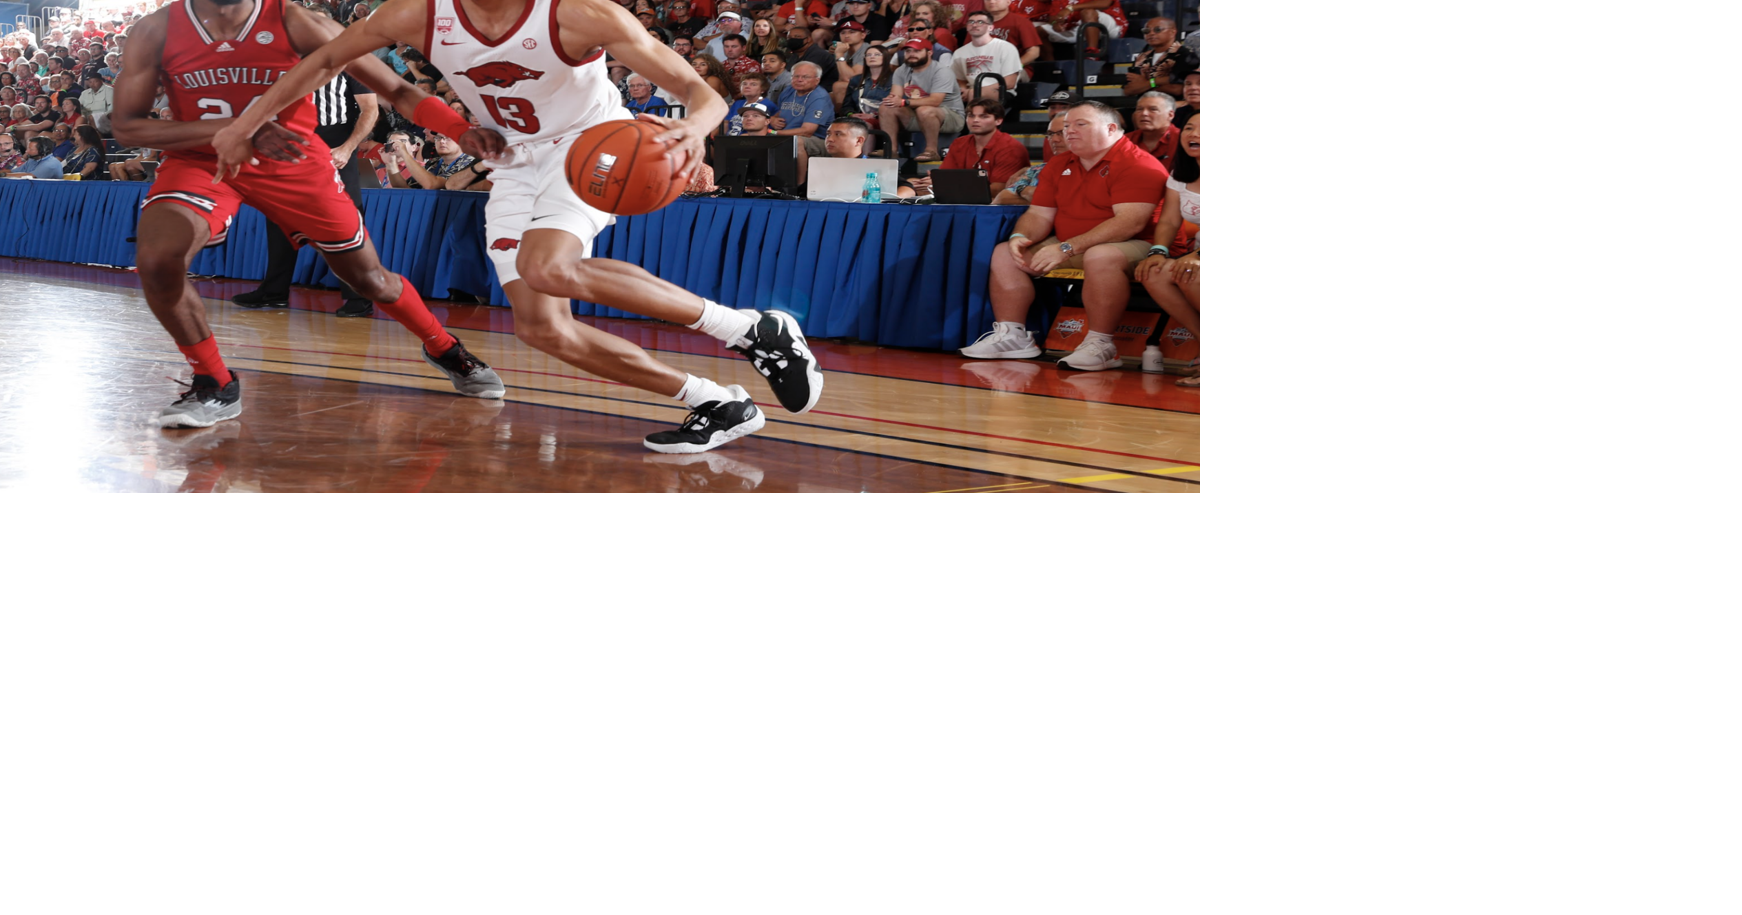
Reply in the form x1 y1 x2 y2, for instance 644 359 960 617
797 134 828 156
897 105 967 137
1034 237 1152 275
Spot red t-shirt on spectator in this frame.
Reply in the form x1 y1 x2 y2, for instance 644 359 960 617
1011 0 1049 20
723 55 762 80
940 128 1030 185
776 0 830 22
1124 125 1179 173
987 13 1041 54
1032 136 1168 242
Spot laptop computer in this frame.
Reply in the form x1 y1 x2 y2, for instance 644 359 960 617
806 157 899 203
929 168 993 205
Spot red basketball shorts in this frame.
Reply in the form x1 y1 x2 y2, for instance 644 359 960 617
143 152 367 253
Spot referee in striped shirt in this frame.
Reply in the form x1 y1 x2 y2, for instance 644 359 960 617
232 72 380 317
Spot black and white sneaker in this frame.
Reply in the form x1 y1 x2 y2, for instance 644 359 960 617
729 310 824 414
421 335 506 399
643 385 766 453
158 371 243 428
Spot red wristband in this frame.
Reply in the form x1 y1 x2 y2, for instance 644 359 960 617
412 95 471 141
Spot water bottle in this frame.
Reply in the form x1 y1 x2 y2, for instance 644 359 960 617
860 171 881 203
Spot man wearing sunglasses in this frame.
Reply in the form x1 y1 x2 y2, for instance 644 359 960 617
1123 17 1194 99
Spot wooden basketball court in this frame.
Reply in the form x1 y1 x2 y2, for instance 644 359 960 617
0 258 1199 492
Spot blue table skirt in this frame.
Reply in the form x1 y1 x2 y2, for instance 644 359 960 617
0 180 1019 350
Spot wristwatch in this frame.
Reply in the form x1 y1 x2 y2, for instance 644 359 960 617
1058 241 1074 256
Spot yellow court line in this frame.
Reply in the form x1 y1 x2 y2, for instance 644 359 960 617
1059 465 1201 484
933 481 1046 493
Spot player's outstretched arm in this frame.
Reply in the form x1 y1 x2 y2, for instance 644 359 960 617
566 0 726 181
280 3 506 161
210 0 418 178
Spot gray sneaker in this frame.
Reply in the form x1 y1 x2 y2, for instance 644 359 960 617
158 372 243 428
422 335 506 399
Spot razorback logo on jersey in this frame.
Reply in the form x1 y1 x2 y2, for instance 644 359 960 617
456 62 546 88
490 238 521 251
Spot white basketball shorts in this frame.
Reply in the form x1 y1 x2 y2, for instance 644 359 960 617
482 134 615 286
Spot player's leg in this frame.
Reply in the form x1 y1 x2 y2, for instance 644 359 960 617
246 159 504 398
135 196 243 427
501 233 764 453
318 236 504 398
506 152 822 414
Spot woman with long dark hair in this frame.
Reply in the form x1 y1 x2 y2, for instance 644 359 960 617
1134 112 1200 387
61 124 104 178
844 44 893 126
747 16 781 60
58 95 84 130
690 53 731 99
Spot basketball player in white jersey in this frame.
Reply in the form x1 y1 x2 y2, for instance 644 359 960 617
212 0 823 454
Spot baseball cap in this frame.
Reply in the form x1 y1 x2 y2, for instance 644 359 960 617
717 11 742 19
839 20 866 31
902 39 928 49
742 101 774 117
1045 90 1081 107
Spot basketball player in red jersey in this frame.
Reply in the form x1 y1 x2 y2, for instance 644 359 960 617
112 0 511 428
212 0 825 454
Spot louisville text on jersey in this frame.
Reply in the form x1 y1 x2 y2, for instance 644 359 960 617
169 67 288 91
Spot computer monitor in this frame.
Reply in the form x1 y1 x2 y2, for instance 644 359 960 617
714 135 799 198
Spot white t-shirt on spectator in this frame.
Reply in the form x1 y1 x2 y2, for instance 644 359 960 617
950 36 1021 88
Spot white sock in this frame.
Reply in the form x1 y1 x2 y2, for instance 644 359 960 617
1085 330 1115 345
677 373 739 409
687 299 758 348
996 321 1028 335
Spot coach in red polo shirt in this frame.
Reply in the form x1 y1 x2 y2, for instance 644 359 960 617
960 100 1169 371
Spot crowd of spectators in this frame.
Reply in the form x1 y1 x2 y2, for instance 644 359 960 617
4 0 1201 378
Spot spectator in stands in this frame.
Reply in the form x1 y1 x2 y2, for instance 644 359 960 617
671 36 695 60
31 50 50 77
0 133 22 172
1173 70 1197 127
690 53 732 98
993 111 1063 204
0 86 15 111
881 38 963 162
58 96 88 132
837 0 893 40
46 74 77 109
702 11 746 59
952 10 1020 101
775 0 831 29
887 13 951 64
624 74 671 116
793 113 874 183
841 43 892 119
889 1 954 53
1037 0 1125 46
391 130 485 190
80 71 114 134
900 96 1025 196
718 34 762 87
695 0 742 44
449 97 480 128
1134 111 1198 386
99 51 123 82
828 21 870 99
736 100 775 136
665 0 708 41
961 101 1168 371
759 50 793 97
723 73 768 135
770 59 833 160
4 136 63 179
61 125 104 178
46 123 74 159
981 0 1041 70
1123 17 1191 99
637 6 672 43
109 145 159 181
4 104 28 130
783 24 840 86
1121 87 1178 162
748 14 784 58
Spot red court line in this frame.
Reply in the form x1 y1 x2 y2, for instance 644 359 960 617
235 342 1193 465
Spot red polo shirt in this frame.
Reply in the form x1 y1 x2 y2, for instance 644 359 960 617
940 128 1031 186
1031 136 1169 242
1125 125 1180 173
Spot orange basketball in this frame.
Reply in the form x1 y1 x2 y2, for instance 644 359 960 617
564 119 686 216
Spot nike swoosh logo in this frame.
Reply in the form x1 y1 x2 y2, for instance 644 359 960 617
530 215 552 221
